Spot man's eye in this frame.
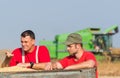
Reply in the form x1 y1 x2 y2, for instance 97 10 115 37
67 45 71 47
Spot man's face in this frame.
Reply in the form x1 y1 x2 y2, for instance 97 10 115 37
21 36 35 52
66 44 78 56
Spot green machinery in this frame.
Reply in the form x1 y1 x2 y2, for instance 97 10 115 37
40 25 118 59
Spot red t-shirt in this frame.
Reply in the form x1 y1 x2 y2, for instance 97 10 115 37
9 46 50 66
59 51 98 78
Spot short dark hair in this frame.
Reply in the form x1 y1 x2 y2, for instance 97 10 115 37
21 30 35 39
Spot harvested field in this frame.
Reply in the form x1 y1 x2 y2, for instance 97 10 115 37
99 76 120 78
98 61 120 76
98 61 120 78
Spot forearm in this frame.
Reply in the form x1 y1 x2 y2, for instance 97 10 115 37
16 62 51 70
32 62 49 70
65 60 95 70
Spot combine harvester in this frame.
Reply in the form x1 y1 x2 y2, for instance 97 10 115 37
40 25 119 61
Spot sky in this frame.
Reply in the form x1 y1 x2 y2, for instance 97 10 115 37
0 0 120 49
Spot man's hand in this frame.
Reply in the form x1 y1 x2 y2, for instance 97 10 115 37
52 62 63 70
5 52 14 58
1 52 13 67
52 62 57 70
44 62 52 70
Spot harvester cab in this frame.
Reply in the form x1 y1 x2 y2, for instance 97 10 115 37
92 25 118 53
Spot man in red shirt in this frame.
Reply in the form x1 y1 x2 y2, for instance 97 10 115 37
8 30 51 70
52 33 98 78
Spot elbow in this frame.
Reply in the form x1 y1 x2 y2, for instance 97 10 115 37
87 60 96 68
88 64 94 68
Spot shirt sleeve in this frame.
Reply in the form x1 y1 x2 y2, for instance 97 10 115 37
9 50 18 66
85 52 97 66
9 55 17 66
38 46 50 62
59 57 69 68
9 48 22 66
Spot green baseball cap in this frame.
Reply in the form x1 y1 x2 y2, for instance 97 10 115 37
65 33 82 45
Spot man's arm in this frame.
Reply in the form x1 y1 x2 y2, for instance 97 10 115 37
17 62 52 70
1 52 14 67
32 62 52 70
64 60 95 70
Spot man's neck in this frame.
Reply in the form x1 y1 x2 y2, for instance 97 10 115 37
25 46 35 53
75 49 84 60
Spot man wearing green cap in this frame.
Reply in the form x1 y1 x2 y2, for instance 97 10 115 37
52 33 98 78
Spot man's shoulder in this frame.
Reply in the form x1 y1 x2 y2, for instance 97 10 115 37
38 45 47 48
37 45 48 51
12 48 22 53
14 47 21 50
84 51 94 55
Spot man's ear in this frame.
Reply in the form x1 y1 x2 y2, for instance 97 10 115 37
32 39 35 44
77 44 82 49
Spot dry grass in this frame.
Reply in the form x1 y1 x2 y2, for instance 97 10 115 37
98 61 120 76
